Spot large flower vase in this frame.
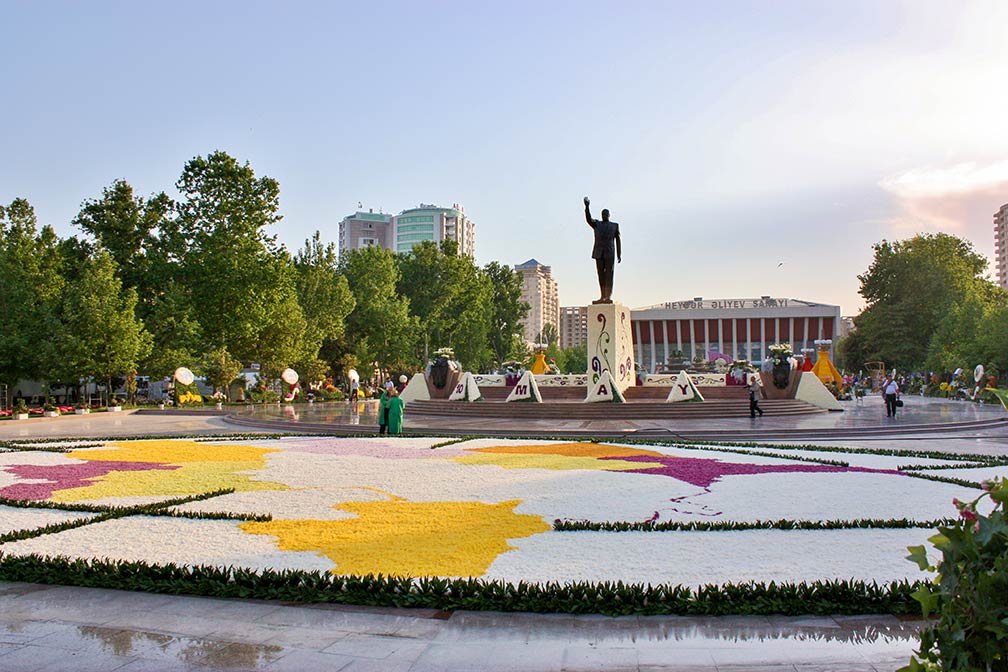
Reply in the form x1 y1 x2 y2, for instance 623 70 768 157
772 358 791 389
425 357 461 399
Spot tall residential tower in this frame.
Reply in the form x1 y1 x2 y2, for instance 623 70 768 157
995 203 1008 289
515 259 559 345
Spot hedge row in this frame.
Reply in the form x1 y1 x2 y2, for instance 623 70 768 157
0 554 923 616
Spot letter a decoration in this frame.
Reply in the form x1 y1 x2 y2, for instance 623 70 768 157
586 370 626 403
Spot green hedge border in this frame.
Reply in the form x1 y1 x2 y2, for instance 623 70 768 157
0 554 924 616
553 517 956 532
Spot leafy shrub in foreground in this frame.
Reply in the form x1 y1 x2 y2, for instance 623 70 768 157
904 477 1008 671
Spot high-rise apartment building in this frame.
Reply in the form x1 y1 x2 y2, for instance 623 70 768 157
995 203 1008 289
338 203 475 259
515 259 559 345
560 306 588 349
338 210 393 254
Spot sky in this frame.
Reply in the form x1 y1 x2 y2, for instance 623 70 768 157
3 0 1008 316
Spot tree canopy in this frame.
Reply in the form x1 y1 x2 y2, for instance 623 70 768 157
0 150 541 405
842 233 1006 374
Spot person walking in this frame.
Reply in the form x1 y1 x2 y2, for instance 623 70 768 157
883 374 900 417
748 373 764 418
349 377 359 403
386 388 404 434
377 381 394 434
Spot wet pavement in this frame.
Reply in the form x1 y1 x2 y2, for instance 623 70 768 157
229 394 1008 442
0 582 924 671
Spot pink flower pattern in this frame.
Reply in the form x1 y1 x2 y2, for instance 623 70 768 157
0 462 177 501
602 455 901 488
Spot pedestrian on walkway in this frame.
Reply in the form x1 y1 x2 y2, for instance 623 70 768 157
748 374 764 418
883 374 900 417
386 388 404 434
378 381 394 434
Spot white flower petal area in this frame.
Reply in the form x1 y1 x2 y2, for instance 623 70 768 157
721 447 962 471
0 516 335 574
237 436 449 456
919 465 1008 482
0 506 99 534
672 472 977 523
245 448 974 524
171 489 370 520
484 528 936 587
0 451 79 468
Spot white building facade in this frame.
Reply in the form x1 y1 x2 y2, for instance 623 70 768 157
630 297 842 372
338 203 475 259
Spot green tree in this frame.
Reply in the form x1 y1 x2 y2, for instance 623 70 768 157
201 345 241 400
173 151 301 365
72 179 173 299
56 250 153 404
925 282 1005 372
396 240 494 371
0 199 65 391
482 261 529 369
246 254 308 381
293 232 355 378
139 279 203 379
341 246 416 375
843 233 992 371
539 323 558 347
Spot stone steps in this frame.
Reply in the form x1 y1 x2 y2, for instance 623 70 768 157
475 386 750 401
407 399 825 420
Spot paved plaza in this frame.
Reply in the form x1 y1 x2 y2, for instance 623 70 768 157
1 396 1005 671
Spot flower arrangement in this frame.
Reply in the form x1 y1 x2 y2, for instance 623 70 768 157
767 343 793 359
433 346 455 361
43 397 57 412
728 359 754 383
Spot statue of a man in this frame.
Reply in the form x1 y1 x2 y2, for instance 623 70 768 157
584 196 621 304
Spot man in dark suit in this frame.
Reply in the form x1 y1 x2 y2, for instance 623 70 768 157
584 196 621 304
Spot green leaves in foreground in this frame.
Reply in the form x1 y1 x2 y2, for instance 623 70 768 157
902 477 1008 672
0 554 922 617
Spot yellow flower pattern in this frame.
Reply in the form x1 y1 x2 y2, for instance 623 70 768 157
241 494 550 577
52 440 285 502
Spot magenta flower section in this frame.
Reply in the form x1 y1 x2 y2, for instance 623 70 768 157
1 461 178 501
604 455 900 488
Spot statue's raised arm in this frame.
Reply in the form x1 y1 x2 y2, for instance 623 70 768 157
584 196 594 227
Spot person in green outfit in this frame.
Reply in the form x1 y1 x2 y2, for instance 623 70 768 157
386 388 404 434
378 380 393 434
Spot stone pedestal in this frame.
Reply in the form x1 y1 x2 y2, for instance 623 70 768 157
587 301 636 394
758 370 801 399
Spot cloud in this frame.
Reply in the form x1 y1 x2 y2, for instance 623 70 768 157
879 161 1008 235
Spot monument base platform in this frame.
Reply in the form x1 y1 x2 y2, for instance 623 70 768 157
588 301 636 394
406 398 825 420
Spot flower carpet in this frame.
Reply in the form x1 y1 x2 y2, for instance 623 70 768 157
0 436 1002 590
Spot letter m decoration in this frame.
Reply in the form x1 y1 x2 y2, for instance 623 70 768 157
515 384 528 395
